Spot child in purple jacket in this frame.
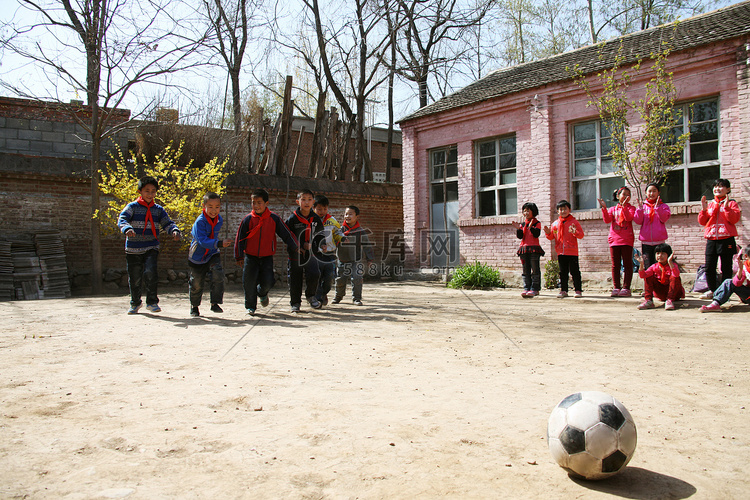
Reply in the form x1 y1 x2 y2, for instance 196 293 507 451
599 186 636 297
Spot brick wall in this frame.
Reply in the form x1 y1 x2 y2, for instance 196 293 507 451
400 38 749 279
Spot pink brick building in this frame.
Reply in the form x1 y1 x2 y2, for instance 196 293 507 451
398 2 750 279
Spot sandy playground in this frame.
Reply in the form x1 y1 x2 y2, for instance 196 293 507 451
1 282 749 499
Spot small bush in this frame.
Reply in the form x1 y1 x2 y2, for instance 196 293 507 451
544 259 560 289
447 261 506 289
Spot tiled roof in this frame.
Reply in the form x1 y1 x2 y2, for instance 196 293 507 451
399 0 750 123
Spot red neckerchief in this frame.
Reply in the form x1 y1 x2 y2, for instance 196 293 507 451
644 199 657 222
137 196 157 238
745 259 750 275
706 196 726 226
294 209 313 244
238 209 271 242
615 204 627 226
657 262 671 285
343 221 361 236
322 214 332 223
202 209 219 259
555 216 570 244
523 218 538 239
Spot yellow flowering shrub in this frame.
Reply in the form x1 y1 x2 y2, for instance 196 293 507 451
96 141 230 247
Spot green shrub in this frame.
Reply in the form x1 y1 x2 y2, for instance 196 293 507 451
447 261 506 289
544 259 560 289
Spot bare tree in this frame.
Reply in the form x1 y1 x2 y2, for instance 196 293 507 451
392 0 490 109
202 0 267 136
2 0 206 293
301 0 393 181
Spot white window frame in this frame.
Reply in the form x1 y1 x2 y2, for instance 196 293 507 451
570 120 619 210
475 134 517 217
662 97 721 203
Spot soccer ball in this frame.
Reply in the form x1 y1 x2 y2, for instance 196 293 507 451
547 391 637 480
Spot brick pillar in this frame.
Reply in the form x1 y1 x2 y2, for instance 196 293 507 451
737 41 750 248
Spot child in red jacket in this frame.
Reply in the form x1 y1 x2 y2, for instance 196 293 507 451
636 243 685 310
512 202 545 297
234 188 299 315
697 178 741 300
599 186 636 297
544 200 584 298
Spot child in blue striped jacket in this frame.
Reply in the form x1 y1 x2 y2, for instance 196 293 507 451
118 176 181 314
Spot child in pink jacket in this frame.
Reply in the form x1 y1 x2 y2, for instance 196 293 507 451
700 245 750 312
599 186 636 297
636 243 685 311
544 200 584 298
633 183 671 270
697 178 741 300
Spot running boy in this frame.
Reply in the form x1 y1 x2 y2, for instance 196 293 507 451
544 200 585 298
234 188 299 316
334 205 374 306
118 176 181 314
187 192 234 317
313 195 343 306
285 189 324 313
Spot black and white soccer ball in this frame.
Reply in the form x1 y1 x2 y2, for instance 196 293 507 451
547 391 637 480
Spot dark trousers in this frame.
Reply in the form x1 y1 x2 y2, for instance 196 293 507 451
335 260 365 301
126 249 159 307
558 255 582 293
705 237 737 292
242 254 275 310
316 260 336 302
644 275 684 302
520 253 541 292
288 252 320 306
641 244 657 270
188 254 224 307
610 245 634 290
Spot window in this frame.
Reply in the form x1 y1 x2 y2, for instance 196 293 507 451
661 98 720 203
476 135 517 216
571 121 621 210
430 146 458 204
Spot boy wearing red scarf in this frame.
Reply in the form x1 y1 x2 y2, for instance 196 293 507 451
284 189 324 313
697 178 741 300
544 200 584 298
234 189 299 315
333 205 374 306
636 243 685 310
118 176 181 314
187 193 234 317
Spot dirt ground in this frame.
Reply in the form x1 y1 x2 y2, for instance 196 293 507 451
1 282 749 499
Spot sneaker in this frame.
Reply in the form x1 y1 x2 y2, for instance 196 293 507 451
246 308 255 316
618 289 632 297
210 304 223 313
665 299 675 310
700 302 721 313
700 291 714 300
574 291 583 298
190 306 200 317
331 297 342 304
258 295 269 307
611 289 621 297
353 299 363 306
127 303 142 314
530 290 539 297
146 304 161 313
557 291 568 298
521 291 532 298
290 304 301 313
637 299 655 310
320 296 329 306
308 297 322 309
